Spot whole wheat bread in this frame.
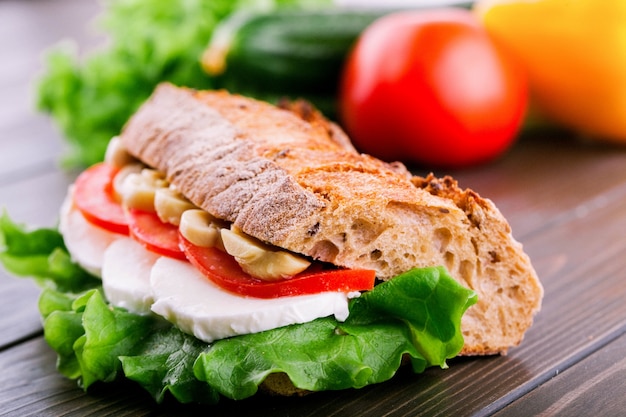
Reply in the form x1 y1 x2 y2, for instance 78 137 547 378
120 83 543 356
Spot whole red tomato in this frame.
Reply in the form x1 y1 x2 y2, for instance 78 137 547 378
339 8 528 168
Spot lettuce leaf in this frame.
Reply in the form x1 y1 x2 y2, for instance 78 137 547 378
0 212 99 292
195 267 476 399
39 285 218 404
36 0 330 168
40 291 86 379
1 213 477 404
119 326 220 404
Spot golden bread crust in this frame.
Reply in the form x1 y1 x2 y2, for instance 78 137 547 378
120 83 542 357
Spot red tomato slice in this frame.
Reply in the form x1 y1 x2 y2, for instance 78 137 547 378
179 235 376 298
73 162 129 235
127 209 187 260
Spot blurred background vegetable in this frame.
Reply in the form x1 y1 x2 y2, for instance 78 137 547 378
201 8 387 117
474 0 626 144
338 8 527 168
37 0 327 168
202 3 472 117
39 0 624 172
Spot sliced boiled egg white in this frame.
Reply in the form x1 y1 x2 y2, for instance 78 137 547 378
150 257 355 343
101 237 160 315
59 187 123 276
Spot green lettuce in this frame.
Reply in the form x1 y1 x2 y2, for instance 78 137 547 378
0 212 477 404
0 212 99 292
37 0 330 168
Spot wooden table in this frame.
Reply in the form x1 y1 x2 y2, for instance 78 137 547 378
1 1 625 416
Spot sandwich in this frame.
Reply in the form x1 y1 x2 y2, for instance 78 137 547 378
1 82 542 403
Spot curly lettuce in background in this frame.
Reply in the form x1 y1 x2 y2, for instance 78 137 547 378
37 0 329 168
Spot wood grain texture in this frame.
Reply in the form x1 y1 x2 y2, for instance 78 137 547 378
449 133 626 240
494 332 626 417
1 0 626 415
0 273 41 350
0 0 102 180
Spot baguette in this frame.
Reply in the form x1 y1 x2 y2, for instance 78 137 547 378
120 82 542 355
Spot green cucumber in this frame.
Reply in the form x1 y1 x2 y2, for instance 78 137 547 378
203 9 386 94
203 5 473 116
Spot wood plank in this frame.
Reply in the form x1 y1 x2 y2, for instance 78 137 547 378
0 116 67 185
0 170 73 228
0 0 102 179
448 133 626 240
0 273 41 350
494 332 626 417
0 338 148 417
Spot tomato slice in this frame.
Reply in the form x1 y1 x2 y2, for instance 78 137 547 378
179 235 376 298
73 162 129 235
127 209 187 260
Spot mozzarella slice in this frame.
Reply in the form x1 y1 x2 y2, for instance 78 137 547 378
150 257 354 343
101 237 160 315
59 187 122 277
60 184 358 341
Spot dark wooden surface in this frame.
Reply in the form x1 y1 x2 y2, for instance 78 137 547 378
1 1 626 416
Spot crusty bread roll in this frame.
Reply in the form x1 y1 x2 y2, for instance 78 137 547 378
120 83 542 356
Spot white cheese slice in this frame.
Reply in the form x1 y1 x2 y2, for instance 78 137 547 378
150 257 354 343
101 237 160 315
60 184 358 342
58 187 122 277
